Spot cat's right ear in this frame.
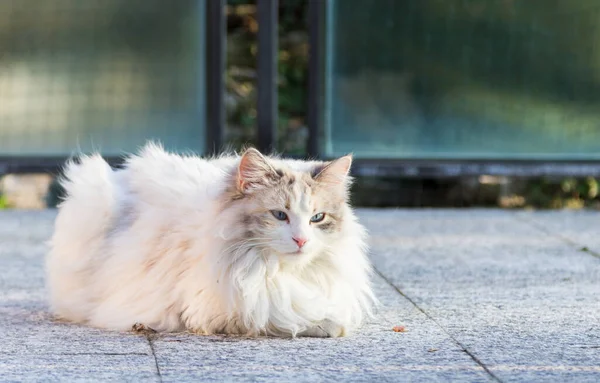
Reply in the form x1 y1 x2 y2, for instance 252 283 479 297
237 148 280 193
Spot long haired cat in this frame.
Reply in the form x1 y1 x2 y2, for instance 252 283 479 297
46 143 376 337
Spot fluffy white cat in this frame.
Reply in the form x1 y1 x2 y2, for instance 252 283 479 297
46 143 376 337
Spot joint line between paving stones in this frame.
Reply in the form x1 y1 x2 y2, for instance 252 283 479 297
373 267 504 383
514 215 600 260
146 335 163 382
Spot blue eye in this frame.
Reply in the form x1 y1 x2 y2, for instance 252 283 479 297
271 210 288 221
310 213 325 223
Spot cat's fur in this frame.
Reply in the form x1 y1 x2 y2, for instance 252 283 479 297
46 143 376 337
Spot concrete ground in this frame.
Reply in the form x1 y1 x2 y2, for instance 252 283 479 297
0 209 598 382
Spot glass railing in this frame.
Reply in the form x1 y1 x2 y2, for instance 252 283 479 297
324 0 600 159
0 0 206 156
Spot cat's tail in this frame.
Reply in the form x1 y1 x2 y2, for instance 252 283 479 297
47 154 117 321
54 154 117 245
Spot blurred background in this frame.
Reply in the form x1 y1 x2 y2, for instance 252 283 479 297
2 0 600 209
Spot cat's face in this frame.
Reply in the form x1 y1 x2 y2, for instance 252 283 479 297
233 149 352 260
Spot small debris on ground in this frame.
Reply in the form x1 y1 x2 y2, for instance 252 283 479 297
428 348 439 352
392 325 406 332
132 323 157 334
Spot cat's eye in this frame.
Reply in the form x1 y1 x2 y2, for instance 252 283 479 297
271 210 288 221
310 213 325 223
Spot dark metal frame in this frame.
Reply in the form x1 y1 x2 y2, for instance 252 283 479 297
256 0 278 154
205 0 226 155
348 159 600 178
3 0 600 179
306 0 323 158
0 156 124 176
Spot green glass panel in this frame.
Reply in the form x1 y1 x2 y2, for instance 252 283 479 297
0 0 205 156
325 0 600 159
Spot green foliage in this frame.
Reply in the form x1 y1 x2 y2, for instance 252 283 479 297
509 177 600 209
226 0 308 154
0 194 10 209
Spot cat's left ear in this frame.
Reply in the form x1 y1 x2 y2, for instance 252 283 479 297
312 154 352 187
237 148 281 193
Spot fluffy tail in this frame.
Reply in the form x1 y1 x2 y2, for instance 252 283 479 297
54 154 117 246
46 154 116 320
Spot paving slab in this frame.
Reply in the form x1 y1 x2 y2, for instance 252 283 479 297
1 209 599 382
360 209 600 383
0 212 157 382
517 210 600 256
151 272 490 383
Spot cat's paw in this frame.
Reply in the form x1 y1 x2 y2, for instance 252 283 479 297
300 319 345 338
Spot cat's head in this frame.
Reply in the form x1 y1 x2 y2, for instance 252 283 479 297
230 148 353 262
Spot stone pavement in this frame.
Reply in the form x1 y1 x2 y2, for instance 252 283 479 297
0 209 598 382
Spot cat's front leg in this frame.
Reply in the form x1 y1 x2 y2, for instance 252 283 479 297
299 319 345 338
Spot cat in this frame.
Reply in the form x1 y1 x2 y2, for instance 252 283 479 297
46 143 377 337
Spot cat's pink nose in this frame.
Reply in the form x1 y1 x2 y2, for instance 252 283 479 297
293 237 308 248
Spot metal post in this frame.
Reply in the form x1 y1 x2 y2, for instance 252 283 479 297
205 0 225 155
307 0 323 158
257 0 278 153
